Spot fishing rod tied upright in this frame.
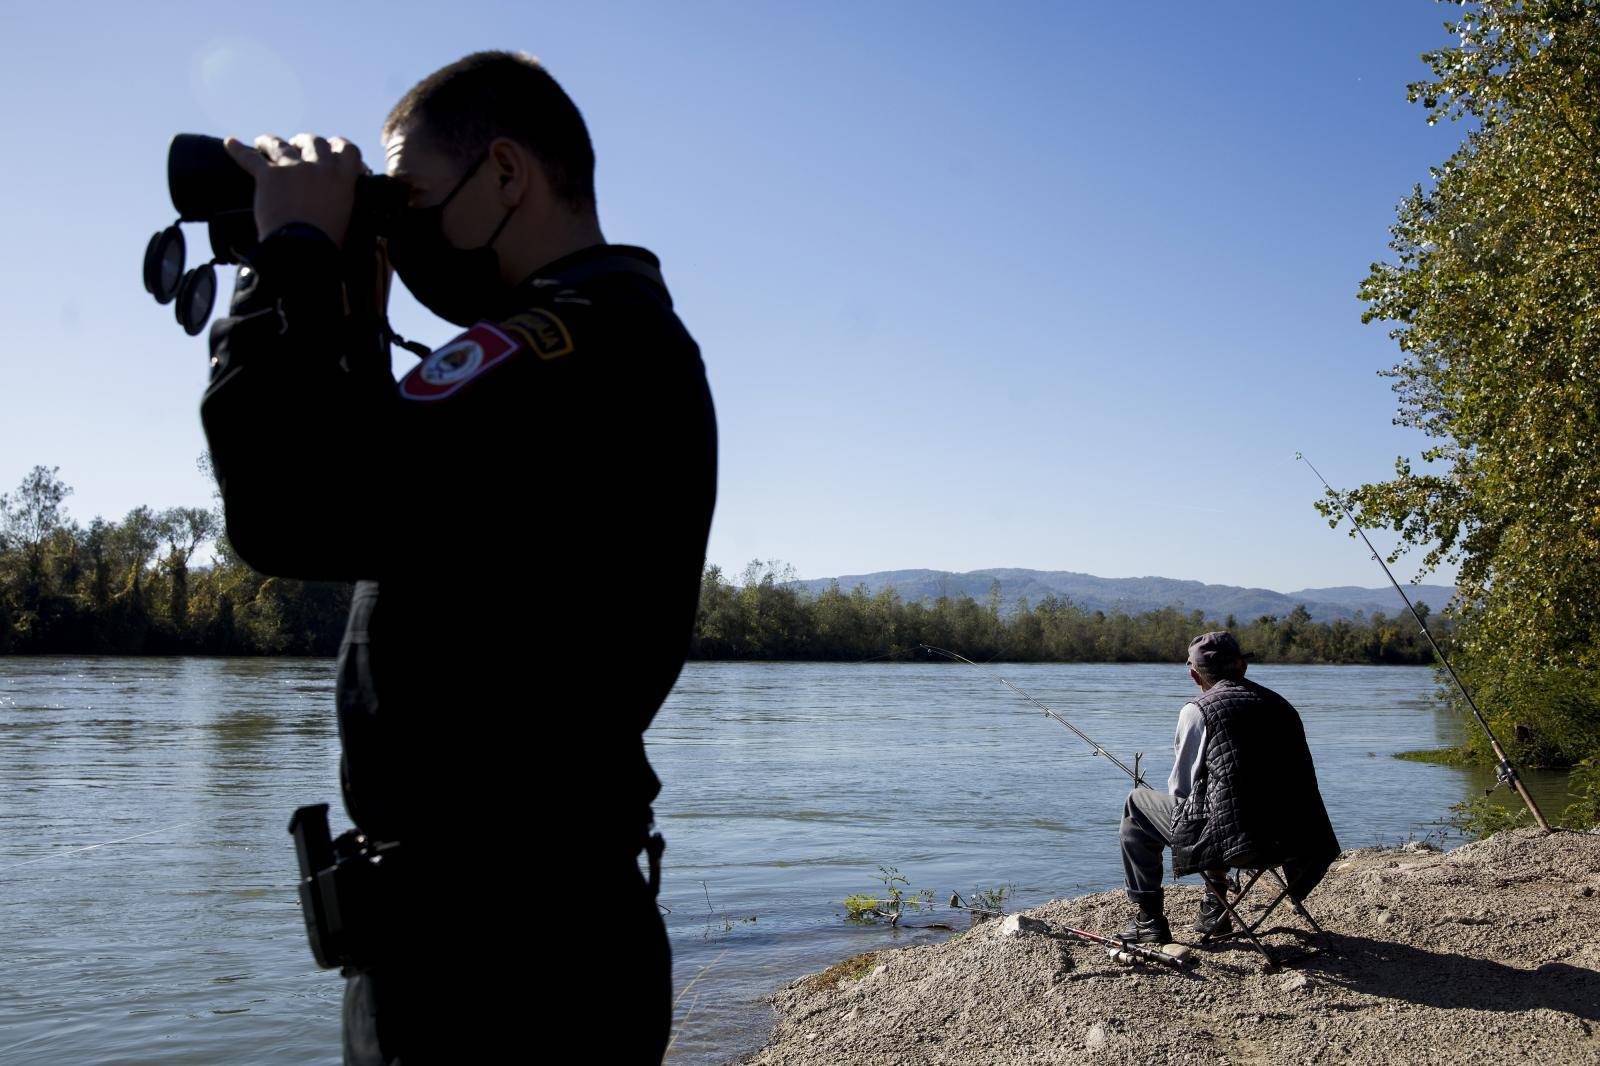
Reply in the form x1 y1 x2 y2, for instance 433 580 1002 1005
1297 453 1550 831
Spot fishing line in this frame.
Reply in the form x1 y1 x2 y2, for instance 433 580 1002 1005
919 644 1150 788
0 821 196 876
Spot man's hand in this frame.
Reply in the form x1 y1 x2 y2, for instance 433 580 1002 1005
224 134 364 249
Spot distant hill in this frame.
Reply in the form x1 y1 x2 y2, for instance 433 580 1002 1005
792 568 1454 622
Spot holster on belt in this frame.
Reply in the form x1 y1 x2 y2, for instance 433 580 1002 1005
288 803 404 970
642 810 665 898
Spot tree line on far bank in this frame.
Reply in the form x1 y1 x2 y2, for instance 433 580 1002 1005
691 562 1441 667
0 468 1440 668
0 464 347 657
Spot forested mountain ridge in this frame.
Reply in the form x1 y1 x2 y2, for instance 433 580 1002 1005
793 568 1454 622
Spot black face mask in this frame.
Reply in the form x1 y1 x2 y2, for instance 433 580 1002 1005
386 152 516 327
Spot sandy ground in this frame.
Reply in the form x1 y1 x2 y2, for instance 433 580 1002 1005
738 828 1600 1065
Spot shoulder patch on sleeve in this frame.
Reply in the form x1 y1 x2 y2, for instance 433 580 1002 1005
499 309 575 361
398 322 522 402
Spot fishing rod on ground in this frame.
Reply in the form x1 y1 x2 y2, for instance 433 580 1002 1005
918 644 1150 789
847 892 1192 969
943 894 1192 969
1297 453 1551 832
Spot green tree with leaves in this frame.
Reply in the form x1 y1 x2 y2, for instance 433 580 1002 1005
157 506 220 631
0 465 72 610
1326 0 1600 767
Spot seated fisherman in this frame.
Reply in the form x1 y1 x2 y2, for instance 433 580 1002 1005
1117 631 1339 944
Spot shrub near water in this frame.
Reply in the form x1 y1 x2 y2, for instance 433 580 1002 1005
1560 757 1600 831
843 866 933 927
1459 665 1600 770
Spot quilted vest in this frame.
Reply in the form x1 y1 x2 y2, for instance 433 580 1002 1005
1171 677 1324 877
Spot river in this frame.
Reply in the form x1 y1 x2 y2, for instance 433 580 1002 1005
0 659 1569 1063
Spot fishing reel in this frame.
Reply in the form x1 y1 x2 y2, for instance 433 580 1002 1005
1485 759 1516 796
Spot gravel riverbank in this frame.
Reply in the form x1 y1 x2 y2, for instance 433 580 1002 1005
738 828 1600 1065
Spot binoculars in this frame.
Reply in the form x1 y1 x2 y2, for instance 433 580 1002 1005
142 134 404 335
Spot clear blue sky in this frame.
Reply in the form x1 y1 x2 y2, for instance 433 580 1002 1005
0 1 1464 591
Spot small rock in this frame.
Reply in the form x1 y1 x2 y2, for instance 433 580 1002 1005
1376 910 1396 926
997 914 1050 938
1086 1024 1108 1049
870 964 888 978
1280 972 1308 993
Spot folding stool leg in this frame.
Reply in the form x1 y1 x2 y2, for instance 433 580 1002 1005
1264 867 1334 957
1242 878 1293 937
1203 867 1263 931
1201 870 1280 968
1200 866 1335 969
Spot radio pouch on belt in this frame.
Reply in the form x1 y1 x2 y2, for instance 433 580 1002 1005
645 823 665 898
288 803 401 969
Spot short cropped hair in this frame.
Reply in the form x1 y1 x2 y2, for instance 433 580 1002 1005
1192 659 1245 686
384 51 596 211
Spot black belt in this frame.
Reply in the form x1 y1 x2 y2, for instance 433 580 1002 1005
290 802 666 971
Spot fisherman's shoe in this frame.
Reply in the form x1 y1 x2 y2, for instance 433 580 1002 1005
1194 892 1233 937
1115 911 1171 945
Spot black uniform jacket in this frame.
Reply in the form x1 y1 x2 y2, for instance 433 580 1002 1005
200 230 717 865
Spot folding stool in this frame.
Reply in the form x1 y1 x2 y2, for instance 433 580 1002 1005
1199 864 1334 969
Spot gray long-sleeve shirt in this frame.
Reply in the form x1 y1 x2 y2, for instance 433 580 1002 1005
1169 701 1206 799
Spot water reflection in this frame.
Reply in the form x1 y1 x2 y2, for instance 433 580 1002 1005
0 656 344 1064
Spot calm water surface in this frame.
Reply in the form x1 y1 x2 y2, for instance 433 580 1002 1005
0 659 1568 1063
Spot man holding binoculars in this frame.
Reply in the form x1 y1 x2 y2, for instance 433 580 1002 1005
200 52 717 1064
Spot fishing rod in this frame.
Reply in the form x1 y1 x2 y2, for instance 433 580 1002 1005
943 894 1192 968
919 644 1150 788
1055 922 1193 969
851 893 1192 969
1297 453 1550 831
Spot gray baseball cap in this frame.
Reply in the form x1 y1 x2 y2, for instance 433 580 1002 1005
1187 631 1245 671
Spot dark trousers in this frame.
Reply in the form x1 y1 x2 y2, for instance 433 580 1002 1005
342 853 671 1064
1120 787 1176 914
